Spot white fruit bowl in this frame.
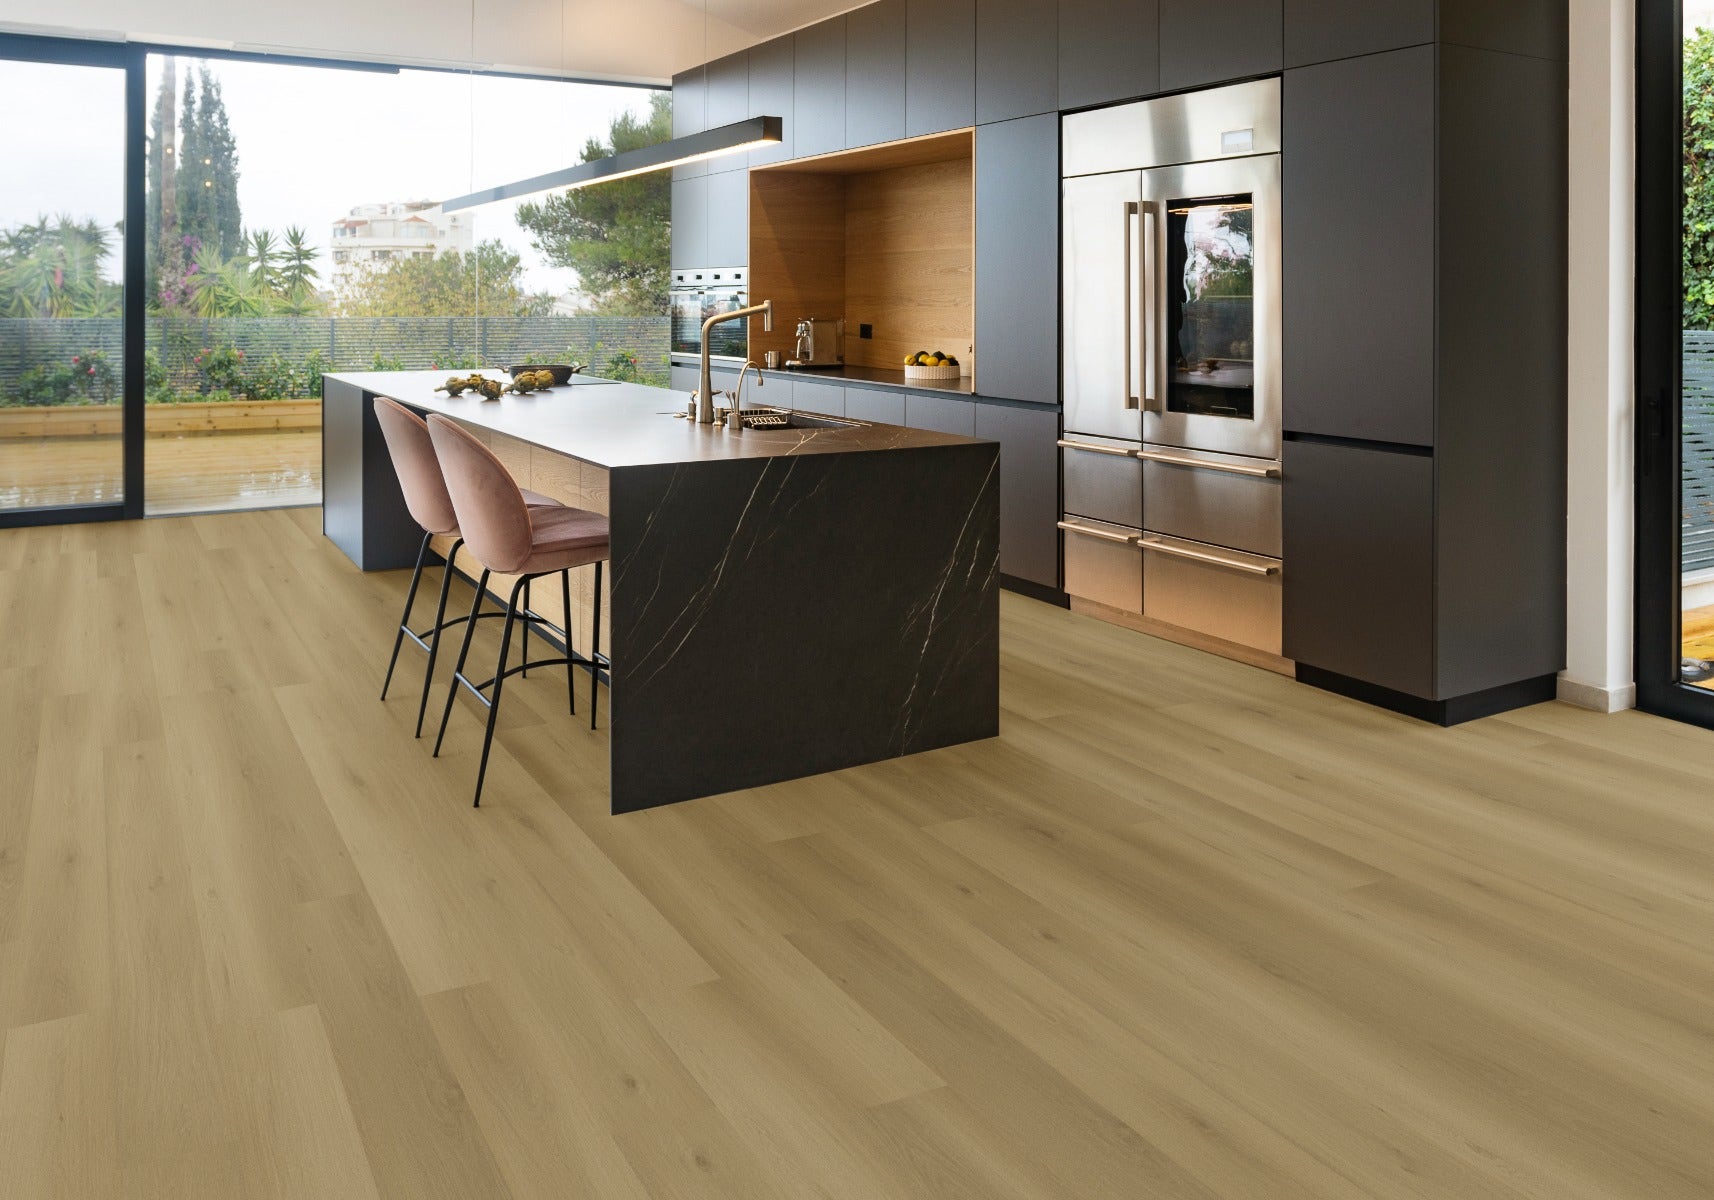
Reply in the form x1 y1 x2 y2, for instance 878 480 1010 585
904 363 961 380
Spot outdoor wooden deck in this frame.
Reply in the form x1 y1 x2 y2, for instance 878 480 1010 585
0 428 320 514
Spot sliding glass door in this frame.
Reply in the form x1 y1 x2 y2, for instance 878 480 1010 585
0 37 137 524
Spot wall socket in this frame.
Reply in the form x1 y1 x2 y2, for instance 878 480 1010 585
859 324 873 339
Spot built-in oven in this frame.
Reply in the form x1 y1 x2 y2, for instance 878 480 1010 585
670 266 747 363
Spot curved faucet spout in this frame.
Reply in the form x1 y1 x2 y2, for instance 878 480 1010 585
698 299 773 425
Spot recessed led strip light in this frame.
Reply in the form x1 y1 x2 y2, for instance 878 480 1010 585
441 115 783 212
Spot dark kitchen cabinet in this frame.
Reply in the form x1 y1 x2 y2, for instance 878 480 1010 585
976 0 1057 124
977 401 1060 589
1283 441 1435 698
794 17 847 160
1158 0 1282 93
906 391 976 436
845 386 907 426
671 66 707 180
906 0 976 137
975 115 1058 407
748 37 794 167
1058 0 1157 110
707 170 749 266
706 50 749 131
847 0 906 147
1284 0 1432 67
1439 0 1568 62
1283 47 1436 446
789 378 845 416
670 176 709 269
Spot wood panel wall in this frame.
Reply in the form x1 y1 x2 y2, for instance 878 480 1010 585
747 173 849 366
843 157 973 370
747 134 974 372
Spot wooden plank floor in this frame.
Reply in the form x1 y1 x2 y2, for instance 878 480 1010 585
3 506 1714 1199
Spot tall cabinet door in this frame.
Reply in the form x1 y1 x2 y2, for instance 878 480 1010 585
976 115 1060 405
1062 171 1142 441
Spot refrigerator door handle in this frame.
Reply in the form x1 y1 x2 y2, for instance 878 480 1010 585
1137 200 1160 414
1124 202 1141 411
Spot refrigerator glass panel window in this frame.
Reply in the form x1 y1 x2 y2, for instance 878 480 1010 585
1166 193 1256 422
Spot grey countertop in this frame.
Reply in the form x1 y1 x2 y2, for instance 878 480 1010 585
326 370 980 471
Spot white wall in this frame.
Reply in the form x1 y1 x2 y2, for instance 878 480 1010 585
1562 0 1637 712
0 0 849 81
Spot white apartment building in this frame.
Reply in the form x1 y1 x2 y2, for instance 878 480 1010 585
328 200 473 290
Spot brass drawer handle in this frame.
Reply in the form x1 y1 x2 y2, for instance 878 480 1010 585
1058 439 1140 459
1141 535 1280 576
1058 520 1140 546
1137 448 1280 478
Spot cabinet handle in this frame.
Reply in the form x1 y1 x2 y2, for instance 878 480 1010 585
1136 448 1281 478
1058 520 1139 546
1058 439 1139 459
1124 202 1141 412
1139 201 1160 414
1141 535 1280 576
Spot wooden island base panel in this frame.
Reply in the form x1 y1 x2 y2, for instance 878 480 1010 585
322 370 1000 812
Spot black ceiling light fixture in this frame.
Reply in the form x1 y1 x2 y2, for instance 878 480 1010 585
441 115 782 212
442 0 780 212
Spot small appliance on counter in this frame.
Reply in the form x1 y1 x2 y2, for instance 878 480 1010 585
785 317 844 368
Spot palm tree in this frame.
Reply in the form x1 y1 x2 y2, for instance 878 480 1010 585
278 226 321 315
187 243 265 317
0 214 119 317
247 227 279 293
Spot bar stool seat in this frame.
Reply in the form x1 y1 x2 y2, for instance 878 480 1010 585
426 412 612 806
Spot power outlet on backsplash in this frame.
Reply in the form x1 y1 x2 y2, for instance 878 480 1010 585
859 324 873 339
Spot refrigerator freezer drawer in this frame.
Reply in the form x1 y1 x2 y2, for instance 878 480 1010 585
1062 437 1142 529
1061 517 1144 614
1141 446 1283 559
1142 533 1282 655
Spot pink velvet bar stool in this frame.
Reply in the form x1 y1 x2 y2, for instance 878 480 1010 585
426 413 611 807
372 396 559 739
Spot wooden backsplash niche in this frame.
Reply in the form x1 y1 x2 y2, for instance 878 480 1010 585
748 131 974 372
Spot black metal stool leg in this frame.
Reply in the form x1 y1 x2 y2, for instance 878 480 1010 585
520 577 531 678
434 568 491 757
560 568 576 716
473 576 528 808
381 531 431 701
591 559 603 730
415 537 463 738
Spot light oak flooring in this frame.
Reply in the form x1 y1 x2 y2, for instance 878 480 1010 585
3 506 1714 1199
0 429 320 515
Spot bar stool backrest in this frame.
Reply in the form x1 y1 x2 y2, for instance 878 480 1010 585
374 397 459 536
426 413 535 575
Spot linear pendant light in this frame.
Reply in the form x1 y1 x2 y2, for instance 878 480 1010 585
441 115 782 213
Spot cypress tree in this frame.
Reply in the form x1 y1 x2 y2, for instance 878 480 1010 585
177 72 210 256
197 69 243 260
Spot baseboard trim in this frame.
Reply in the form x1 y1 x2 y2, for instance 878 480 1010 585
1555 675 1637 713
1295 666 1560 726
1001 574 1069 607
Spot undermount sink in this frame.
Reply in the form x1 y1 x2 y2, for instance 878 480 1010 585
738 408 865 431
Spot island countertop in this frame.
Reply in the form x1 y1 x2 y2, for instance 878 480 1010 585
323 370 977 471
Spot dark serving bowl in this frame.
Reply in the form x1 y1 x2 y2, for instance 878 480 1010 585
506 363 577 386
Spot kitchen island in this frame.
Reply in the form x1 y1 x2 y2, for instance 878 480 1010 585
322 370 1000 812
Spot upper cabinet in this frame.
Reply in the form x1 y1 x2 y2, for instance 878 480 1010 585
1284 0 1432 67
1059 0 1158 111
976 0 1057 124
906 0 976 137
670 176 709 269
705 50 749 132
847 0 907 147
1282 47 1436 446
794 17 847 159
1158 0 1282 93
975 115 1058 405
748 37 794 167
671 66 707 180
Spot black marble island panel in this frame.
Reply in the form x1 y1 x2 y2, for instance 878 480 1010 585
322 370 1000 811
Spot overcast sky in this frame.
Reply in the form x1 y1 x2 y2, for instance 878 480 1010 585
0 54 656 298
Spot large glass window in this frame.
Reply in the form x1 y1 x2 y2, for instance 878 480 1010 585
138 55 666 515
0 54 127 514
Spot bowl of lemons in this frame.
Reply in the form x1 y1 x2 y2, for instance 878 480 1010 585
903 350 962 380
